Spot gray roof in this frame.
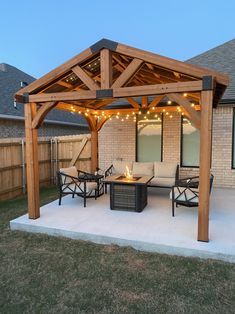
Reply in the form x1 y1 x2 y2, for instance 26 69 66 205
186 39 235 102
0 63 87 125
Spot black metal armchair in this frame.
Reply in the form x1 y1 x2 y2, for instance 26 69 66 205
171 175 214 217
57 166 98 207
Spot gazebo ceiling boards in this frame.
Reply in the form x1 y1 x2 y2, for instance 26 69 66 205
15 39 229 243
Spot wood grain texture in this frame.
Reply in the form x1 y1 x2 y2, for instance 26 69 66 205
198 90 213 242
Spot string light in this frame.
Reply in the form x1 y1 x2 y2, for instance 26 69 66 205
170 115 173 118
183 93 187 97
147 111 150 115
138 111 141 115
167 100 172 105
166 112 169 115
162 109 166 112
191 103 195 107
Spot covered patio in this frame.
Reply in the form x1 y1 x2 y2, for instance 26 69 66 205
14 39 229 242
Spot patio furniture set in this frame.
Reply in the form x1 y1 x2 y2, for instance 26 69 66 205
57 160 213 214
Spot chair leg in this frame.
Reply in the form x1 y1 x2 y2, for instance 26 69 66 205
59 194 62 206
105 183 107 194
171 188 175 217
95 189 97 200
84 195 86 207
72 193 75 199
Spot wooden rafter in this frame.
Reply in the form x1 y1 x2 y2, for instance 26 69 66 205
72 65 100 90
149 95 165 108
126 97 140 109
115 42 229 86
111 58 143 88
168 93 201 129
16 48 93 96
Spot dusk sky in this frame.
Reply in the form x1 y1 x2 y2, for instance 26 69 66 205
1 0 234 78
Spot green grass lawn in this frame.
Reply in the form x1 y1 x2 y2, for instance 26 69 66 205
0 187 235 313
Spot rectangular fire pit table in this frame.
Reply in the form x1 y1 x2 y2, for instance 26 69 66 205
104 175 153 212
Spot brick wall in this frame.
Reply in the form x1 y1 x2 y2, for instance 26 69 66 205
211 106 235 188
98 118 136 171
98 105 235 188
0 119 88 138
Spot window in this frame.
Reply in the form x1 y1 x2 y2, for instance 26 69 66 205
232 108 235 169
181 117 200 167
137 113 162 162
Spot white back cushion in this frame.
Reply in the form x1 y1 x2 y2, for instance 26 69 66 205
154 162 177 178
60 166 77 183
132 162 153 176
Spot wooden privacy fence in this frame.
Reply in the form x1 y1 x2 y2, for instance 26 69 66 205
0 134 91 201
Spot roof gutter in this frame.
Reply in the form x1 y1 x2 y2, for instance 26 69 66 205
0 114 88 127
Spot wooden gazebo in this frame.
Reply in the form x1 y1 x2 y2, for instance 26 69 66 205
15 39 229 242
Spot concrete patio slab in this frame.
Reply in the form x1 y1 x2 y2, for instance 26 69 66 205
10 187 235 263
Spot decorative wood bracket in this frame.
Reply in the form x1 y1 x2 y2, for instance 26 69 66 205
32 101 58 129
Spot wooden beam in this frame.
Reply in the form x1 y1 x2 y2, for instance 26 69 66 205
149 95 165 108
16 48 93 96
94 99 115 109
126 97 140 109
116 43 229 86
198 89 213 242
111 58 143 88
168 93 201 129
72 65 100 90
97 116 110 131
27 90 96 103
69 136 88 166
141 97 148 108
113 80 203 98
100 49 112 89
32 102 57 129
91 130 98 172
24 103 40 219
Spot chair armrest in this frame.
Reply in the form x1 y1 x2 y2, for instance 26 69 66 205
175 176 199 188
105 165 113 177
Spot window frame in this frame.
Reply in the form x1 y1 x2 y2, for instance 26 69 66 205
180 116 199 168
136 113 163 162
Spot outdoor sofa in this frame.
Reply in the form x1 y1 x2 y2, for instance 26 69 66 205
105 160 179 190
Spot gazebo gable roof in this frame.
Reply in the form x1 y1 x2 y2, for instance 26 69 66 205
15 38 229 101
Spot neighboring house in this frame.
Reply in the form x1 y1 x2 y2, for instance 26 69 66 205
99 39 235 188
0 63 88 138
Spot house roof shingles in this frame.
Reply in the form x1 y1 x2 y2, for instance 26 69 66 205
0 63 87 125
186 39 235 102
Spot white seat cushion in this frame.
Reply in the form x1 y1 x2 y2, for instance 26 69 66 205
170 187 199 203
132 162 153 176
149 177 175 187
154 162 178 178
112 160 133 174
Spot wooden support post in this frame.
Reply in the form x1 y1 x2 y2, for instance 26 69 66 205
198 86 213 242
100 49 112 89
24 103 40 219
91 130 98 173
